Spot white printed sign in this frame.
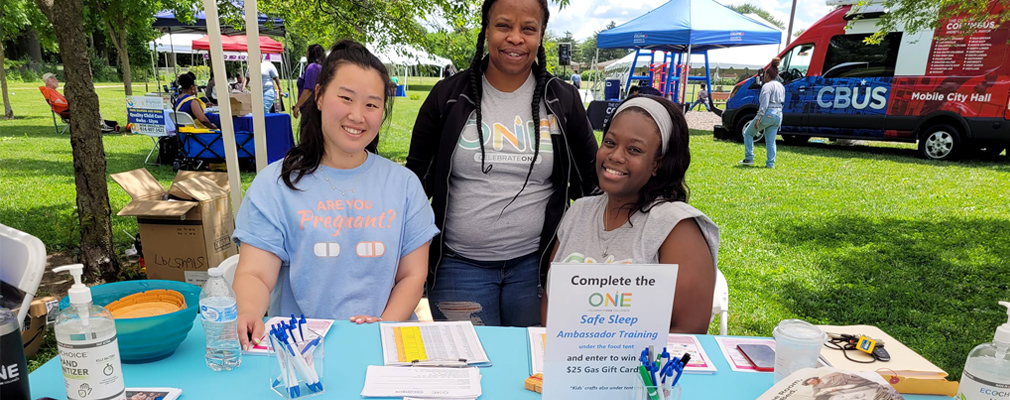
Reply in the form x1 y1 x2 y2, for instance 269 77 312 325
543 263 677 400
126 96 166 110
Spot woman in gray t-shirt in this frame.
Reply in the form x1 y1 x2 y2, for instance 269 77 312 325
545 95 720 334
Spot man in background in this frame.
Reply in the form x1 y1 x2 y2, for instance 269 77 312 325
40 72 118 132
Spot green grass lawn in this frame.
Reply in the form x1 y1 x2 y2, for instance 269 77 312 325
3 78 1009 380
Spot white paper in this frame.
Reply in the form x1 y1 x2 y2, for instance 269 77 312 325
528 327 546 375
543 263 679 400
244 317 335 355
666 334 718 373
360 366 481 398
379 321 490 366
713 336 777 373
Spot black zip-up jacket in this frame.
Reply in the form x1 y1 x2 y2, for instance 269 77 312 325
405 68 599 287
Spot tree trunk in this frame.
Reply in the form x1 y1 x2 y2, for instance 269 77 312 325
35 0 121 283
105 22 132 95
1 39 13 119
27 31 44 64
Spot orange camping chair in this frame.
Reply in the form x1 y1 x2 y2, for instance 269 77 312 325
39 87 70 135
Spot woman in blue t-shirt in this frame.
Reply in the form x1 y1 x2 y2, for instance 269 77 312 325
233 40 439 350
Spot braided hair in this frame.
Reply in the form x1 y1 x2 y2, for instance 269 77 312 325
470 0 551 213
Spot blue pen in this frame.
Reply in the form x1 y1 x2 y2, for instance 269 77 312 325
641 353 657 386
290 315 301 342
274 329 300 398
671 362 685 387
299 314 307 340
661 356 679 384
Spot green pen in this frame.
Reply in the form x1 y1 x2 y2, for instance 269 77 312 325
638 365 661 400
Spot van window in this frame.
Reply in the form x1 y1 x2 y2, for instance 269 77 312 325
779 43 815 83
822 33 902 78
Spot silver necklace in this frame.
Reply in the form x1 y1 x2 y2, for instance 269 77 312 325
322 171 361 196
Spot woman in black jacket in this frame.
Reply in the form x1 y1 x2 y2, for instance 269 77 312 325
406 0 598 327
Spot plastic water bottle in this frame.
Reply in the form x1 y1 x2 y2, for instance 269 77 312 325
200 267 242 371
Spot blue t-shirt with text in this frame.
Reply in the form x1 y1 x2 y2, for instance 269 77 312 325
233 155 439 320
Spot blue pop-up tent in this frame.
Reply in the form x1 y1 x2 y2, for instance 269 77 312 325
154 10 286 36
597 0 781 103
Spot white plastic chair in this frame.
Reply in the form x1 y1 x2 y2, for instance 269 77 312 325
217 254 240 287
711 269 730 335
0 224 47 330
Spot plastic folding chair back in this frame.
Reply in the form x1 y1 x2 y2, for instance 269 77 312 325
711 269 730 335
217 254 240 287
0 224 47 330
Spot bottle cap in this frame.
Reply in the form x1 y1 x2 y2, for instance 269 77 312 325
208 267 223 277
53 264 92 305
996 301 1010 345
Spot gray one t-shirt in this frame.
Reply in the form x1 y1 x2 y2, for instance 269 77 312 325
552 195 720 267
444 73 557 260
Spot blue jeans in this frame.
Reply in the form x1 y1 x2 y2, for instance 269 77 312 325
427 251 541 327
744 112 781 167
263 88 276 114
689 98 709 111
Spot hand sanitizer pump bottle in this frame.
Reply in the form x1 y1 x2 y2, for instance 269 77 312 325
957 301 1010 400
53 264 126 400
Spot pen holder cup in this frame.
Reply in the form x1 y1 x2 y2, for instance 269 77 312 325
633 371 681 400
267 329 325 399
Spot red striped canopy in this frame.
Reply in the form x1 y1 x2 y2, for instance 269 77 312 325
191 35 283 54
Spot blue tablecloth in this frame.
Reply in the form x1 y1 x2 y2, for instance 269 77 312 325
28 319 952 399
205 113 295 164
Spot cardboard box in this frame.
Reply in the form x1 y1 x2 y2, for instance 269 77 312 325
18 296 55 357
2 290 56 358
229 91 253 117
111 169 236 286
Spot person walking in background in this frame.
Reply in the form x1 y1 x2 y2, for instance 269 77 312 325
571 71 581 89
406 0 598 327
689 83 709 112
741 57 785 168
256 56 283 114
293 44 325 119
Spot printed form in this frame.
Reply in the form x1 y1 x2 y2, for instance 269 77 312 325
379 321 490 366
360 366 481 398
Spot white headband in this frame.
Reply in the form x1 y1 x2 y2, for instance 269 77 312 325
614 97 673 155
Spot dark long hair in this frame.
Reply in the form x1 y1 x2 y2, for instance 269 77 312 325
307 44 325 65
600 95 691 218
280 40 394 191
470 0 551 213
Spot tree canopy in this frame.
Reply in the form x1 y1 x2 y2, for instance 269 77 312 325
728 4 786 30
858 0 1010 44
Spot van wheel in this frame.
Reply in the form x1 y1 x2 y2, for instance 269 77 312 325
782 134 810 145
918 124 963 160
733 112 756 143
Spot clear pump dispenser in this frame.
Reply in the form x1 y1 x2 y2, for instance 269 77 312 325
956 301 1010 400
52 264 126 400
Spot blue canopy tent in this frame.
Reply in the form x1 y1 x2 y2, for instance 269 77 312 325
153 10 286 36
597 0 781 103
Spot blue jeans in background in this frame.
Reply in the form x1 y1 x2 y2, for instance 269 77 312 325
689 98 709 111
263 87 276 114
427 251 541 327
743 112 782 168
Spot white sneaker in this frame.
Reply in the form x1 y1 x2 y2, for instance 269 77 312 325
739 159 754 166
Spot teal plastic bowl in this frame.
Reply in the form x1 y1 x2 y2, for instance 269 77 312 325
59 280 201 363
